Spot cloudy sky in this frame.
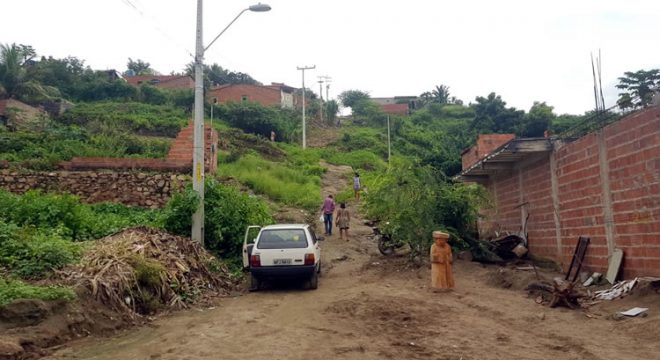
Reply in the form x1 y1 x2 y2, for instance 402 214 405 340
2 0 659 114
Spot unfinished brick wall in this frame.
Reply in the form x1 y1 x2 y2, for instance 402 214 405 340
480 107 660 278
60 122 218 173
461 134 516 170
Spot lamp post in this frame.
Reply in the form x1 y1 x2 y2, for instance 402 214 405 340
191 1 271 244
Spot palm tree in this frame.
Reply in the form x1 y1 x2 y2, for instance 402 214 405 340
0 43 59 102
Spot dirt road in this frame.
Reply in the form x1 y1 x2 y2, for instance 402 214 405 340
47 163 659 360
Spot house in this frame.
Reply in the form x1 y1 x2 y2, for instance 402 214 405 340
207 82 301 109
458 106 660 278
371 96 417 115
125 75 194 90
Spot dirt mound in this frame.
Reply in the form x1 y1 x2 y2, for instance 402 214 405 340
485 266 551 290
0 227 238 360
60 227 236 316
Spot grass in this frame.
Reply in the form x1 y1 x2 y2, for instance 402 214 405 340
0 278 75 306
220 153 321 210
323 149 387 171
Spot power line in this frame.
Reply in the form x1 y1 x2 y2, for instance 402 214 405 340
119 0 194 60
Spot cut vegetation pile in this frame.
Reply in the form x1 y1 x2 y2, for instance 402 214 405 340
59 226 236 316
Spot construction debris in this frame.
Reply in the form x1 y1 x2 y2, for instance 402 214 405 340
619 307 648 317
59 227 236 317
594 278 638 300
527 277 589 309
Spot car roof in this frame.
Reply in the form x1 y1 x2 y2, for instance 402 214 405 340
261 224 308 230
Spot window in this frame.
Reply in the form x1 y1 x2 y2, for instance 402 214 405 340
257 229 308 249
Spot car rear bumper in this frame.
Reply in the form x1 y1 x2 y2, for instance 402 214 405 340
251 264 316 278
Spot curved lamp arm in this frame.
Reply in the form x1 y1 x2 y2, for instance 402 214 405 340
204 3 271 52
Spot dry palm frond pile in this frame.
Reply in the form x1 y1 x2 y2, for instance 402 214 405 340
60 226 236 316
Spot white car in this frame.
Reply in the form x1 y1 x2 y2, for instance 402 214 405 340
242 224 323 291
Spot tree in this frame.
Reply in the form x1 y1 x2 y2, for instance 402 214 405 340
520 102 554 137
125 58 156 76
338 89 370 108
470 92 524 134
616 69 660 109
0 43 60 102
27 56 87 98
184 62 260 88
419 85 463 107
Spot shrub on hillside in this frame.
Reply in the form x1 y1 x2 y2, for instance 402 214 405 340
0 222 82 278
216 102 300 142
0 278 75 306
58 102 187 137
161 179 273 258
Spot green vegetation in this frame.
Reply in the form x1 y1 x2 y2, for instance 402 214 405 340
0 278 75 306
221 153 321 210
161 179 273 257
58 102 188 137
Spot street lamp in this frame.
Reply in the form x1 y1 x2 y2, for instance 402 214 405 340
191 1 271 244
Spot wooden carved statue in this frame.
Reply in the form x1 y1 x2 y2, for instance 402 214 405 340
430 231 454 289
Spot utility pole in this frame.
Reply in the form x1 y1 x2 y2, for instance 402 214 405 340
191 0 205 243
297 65 315 149
318 78 324 123
387 115 391 164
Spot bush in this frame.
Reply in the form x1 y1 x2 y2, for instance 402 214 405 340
324 149 387 171
216 102 300 142
0 189 160 241
58 102 187 137
362 158 489 258
0 222 82 278
0 278 75 306
161 179 273 257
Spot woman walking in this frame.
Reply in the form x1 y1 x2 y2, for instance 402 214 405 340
336 203 351 241
353 172 361 201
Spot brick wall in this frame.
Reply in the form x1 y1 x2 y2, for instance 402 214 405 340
125 75 194 90
60 122 218 173
0 170 187 208
481 107 660 278
462 134 516 170
208 84 282 107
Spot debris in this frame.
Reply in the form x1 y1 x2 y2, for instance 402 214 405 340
491 235 525 260
606 249 624 284
582 272 602 287
512 244 528 258
59 227 235 317
333 255 349 262
594 278 638 300
516 266 534 271
619 307 648 317
565 236 590 282
527 277 589 309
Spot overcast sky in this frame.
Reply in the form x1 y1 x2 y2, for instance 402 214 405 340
2 0 659 114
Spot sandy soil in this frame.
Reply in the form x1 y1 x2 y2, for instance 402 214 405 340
45 163 660 360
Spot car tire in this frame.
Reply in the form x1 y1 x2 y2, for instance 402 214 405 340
306 270 318 290
249 273 261 292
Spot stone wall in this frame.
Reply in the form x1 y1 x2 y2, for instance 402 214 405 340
0 170 188 208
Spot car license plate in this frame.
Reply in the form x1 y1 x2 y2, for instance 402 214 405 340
273 259 292 265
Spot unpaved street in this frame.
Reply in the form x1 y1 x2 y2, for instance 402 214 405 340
47 164 659 360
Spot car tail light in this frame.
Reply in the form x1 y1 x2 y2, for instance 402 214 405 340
304 253 315 266
250 254 261 267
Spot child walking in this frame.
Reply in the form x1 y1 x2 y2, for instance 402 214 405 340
336 203 351 241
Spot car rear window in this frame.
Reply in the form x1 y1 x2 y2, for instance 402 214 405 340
257 229 308 249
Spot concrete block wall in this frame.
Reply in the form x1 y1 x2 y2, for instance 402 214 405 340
482 107 660 278
208 84 281 107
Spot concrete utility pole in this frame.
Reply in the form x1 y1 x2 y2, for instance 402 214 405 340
191 1 271 244
297 65 315 149
318 78 324 122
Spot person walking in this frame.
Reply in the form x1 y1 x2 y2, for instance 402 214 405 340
335 203 351 241
353 172 361 201
320 194 336 236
